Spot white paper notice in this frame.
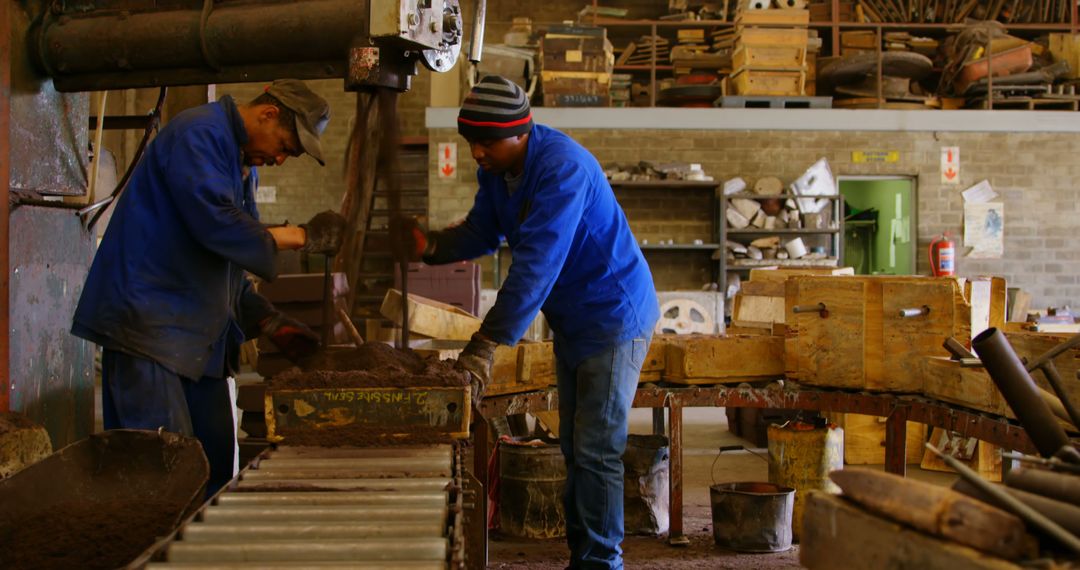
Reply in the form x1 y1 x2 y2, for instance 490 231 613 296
964 202 1004 259
962 180 997 204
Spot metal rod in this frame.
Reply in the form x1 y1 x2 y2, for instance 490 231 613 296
926 443 1080 554
1024 332 1080 372
236 478 451 492
898 305 930 318
1006 467 1080 505
943 337 975 360
972 327 1071 458
1001 452 1080 475
270 445 451 459
198 505 448 524
217 492 446 507
952 478 1080 537
468 0 487 63
258 457 452 471
180 521 446 541
166 538 449 563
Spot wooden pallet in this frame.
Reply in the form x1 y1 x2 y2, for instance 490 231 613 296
968 96 1079 110
716 95 832 108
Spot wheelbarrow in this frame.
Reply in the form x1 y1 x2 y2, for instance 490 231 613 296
0 429 208 569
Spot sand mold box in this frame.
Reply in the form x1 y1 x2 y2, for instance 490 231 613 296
271 342 470 391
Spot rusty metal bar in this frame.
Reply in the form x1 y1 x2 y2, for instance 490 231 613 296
1006 467 1080 505
667 402 688 546
1032 361 1080 434
884 406 909 476
972 328 1072 458
0 0 11 412
943 337 975 360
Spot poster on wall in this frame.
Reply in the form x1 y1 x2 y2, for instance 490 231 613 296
964 201 1004 258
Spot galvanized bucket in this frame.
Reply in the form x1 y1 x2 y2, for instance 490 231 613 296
710 481 795 553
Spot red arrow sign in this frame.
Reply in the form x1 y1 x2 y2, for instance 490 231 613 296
441 163 455 177
445 145 452 159
944 167 957 180
947 149 953 162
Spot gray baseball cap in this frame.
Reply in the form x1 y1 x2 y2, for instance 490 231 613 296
266 79 330 166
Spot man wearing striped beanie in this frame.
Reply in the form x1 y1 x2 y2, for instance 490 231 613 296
408 75 659 569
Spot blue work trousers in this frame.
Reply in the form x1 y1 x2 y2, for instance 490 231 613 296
101 349 238 497
556 336 649 570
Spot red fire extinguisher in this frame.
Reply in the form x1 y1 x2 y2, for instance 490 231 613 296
928 233 956 277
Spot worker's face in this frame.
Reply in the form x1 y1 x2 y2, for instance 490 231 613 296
243 105 302 167
467 134 528 174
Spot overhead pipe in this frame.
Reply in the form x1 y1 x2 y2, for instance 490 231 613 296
971 327 1075 460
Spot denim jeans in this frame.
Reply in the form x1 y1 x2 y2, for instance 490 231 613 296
556 336 650 570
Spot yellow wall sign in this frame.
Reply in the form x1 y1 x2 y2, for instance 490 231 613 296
852 151 899 163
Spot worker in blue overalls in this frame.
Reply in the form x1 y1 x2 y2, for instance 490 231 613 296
401 75 660 570
72 79 346 496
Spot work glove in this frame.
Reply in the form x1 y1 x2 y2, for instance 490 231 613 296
456 332 498 404
261 312 320 362
390 215 428 262
300 210 347 255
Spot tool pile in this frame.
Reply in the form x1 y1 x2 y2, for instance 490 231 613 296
802 327 1080 568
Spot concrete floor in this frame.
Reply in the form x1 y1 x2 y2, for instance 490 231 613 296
488 406 958 569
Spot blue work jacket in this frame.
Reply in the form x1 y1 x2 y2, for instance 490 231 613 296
426 124 659 367
72 96 277 380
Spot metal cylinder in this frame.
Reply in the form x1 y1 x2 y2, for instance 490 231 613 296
166 538 448 562
199 505 447 524
181 521 445 541
498 438 566 539
236 477 450 492
767 422 843 541
216 491 447 507
33 0 367 91
1005 467 1080 505
898 306 930 318
972 328 1071 458
710 482 795 553
792 303 826 315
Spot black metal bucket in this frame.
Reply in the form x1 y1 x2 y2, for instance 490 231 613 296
498 437 566 539
710 481 795 553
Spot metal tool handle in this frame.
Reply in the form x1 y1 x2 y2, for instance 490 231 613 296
792 303 828 317
898 305 930 318
468 0 486 63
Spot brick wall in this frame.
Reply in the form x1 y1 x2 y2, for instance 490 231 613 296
429 127 1080 307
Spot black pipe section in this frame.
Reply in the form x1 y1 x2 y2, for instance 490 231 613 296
953 478 1080 538
972 328 1072 458
1006 468 1080 506
29 0 421 92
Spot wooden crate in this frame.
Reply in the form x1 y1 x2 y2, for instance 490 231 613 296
920 427 1003 482
731 68 806 96
380 289 480 341
517 341 556 388
922 357 1011 417
826 413 926 465
735 8 810 27
411 339 519 388
664 334 785 384
1003 330 1080 406
733 45 807 70
1049 33 1080 79
735 27 810 48
787 276 977 392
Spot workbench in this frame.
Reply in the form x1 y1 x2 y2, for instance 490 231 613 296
476 383 1036 545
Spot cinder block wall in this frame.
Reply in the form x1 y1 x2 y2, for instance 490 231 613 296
429 127 1080 306
217 72 432 224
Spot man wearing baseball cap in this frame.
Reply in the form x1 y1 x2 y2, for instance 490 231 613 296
401 75 659 569
73 79 345 496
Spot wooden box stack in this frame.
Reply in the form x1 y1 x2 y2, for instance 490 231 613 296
785 275 999 392
540 24 614 107
730 9 811 96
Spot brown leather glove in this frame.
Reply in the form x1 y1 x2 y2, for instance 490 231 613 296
456 332 498 404
261 312 320 362
300 210 347 255
390 215 428 262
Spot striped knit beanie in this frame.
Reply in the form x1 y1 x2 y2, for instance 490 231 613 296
457 76 533 141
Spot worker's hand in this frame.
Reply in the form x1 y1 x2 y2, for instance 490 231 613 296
300 210 347 255
261 312 320 362
455 332 498 404
390 216 428 262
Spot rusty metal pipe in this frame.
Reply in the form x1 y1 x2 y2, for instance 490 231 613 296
1032 360 1080 433
972 327 1072 458
33 0 368 91
926 444 1080 555
952 478 1080 538
1005 467 1080 505
898 305 930 318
